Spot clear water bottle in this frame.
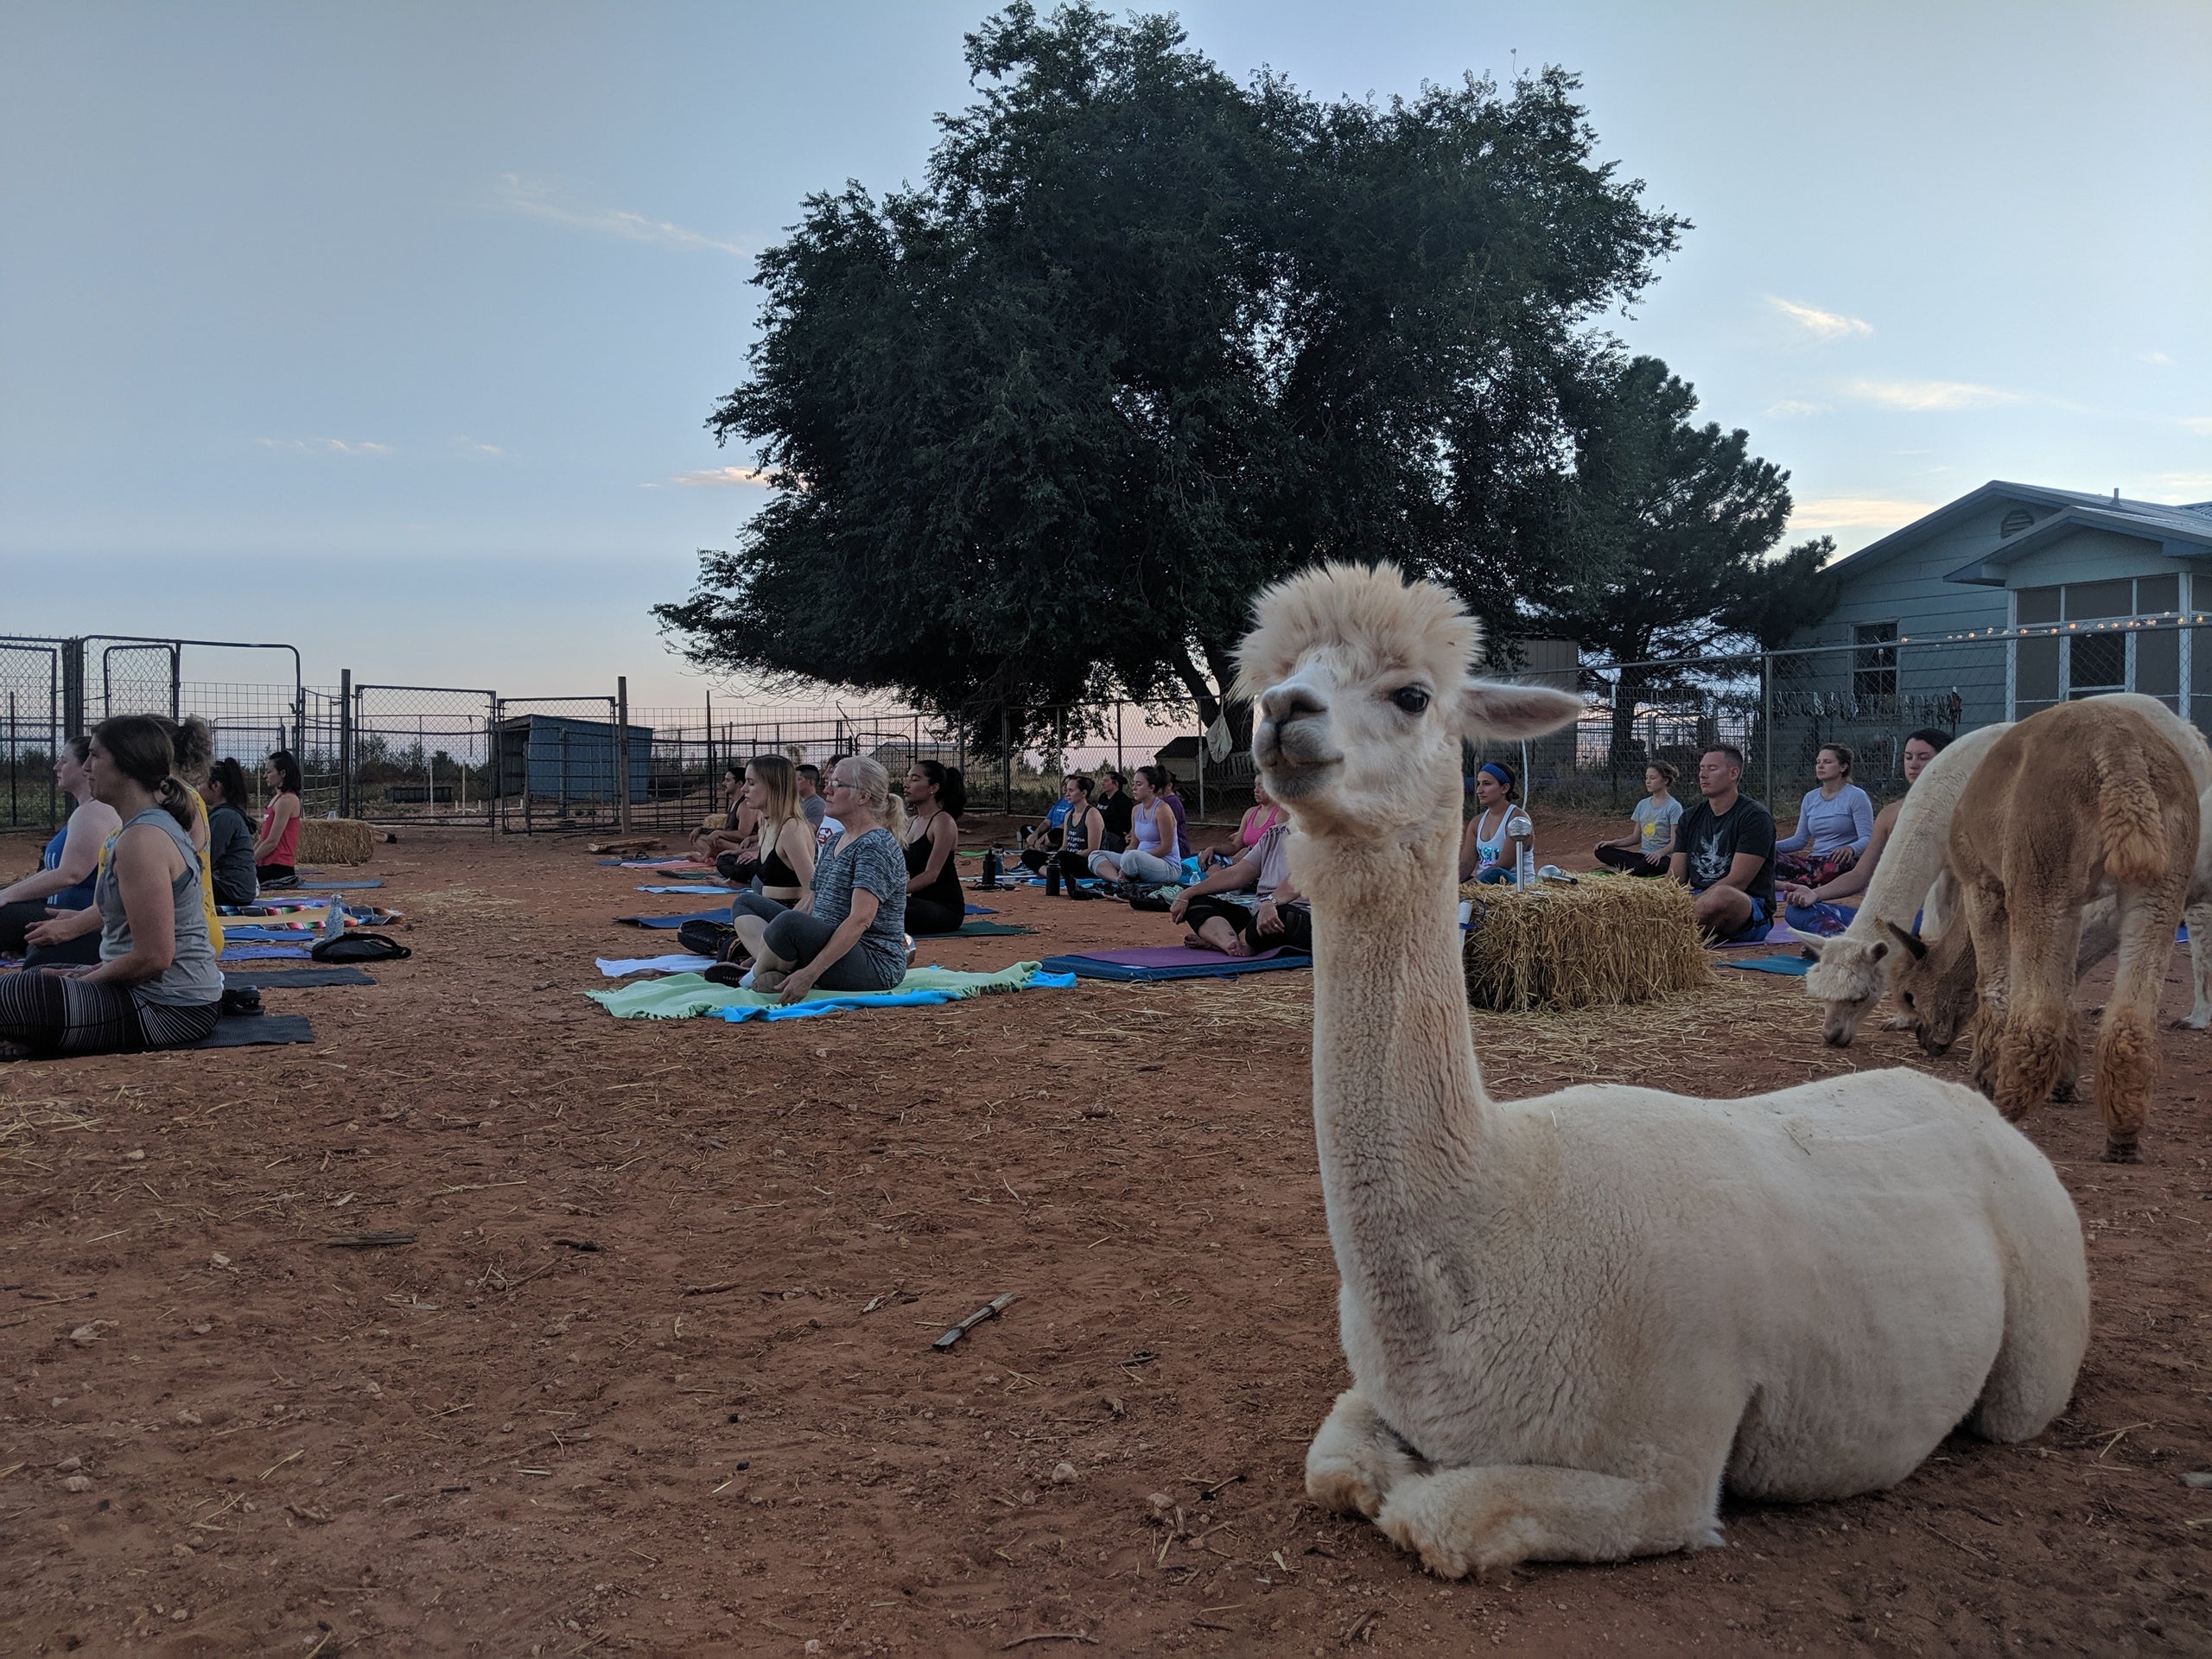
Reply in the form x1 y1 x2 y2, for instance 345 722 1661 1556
320 899 347 942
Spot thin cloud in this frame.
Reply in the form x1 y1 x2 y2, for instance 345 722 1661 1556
256 436 393 455
2143 472 2212 498
1846 378 2021 412
1790 497 1940 531
1764 398 1826 417
2139 351 2173 366
1769 297 1872 340
456 437 506 459
664 466 775 488
497 174 747 257
2183 416 2212 436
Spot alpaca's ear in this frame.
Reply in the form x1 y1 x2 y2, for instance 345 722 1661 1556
1457 680 1584 741
1786 927 1828 956
1878 918 1928 960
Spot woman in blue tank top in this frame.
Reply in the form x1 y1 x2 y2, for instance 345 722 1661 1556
0 735 121 967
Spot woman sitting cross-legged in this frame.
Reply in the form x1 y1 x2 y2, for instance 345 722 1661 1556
901 760 968 935
1458 760 1533 884
1774 743 1873 888
1168 823 1311 956
0 716 224 1059
731 756 911 1001
1088 765 1184 887
1021 774 1105 886
1593 761 1683 876
725 754 817 936
1198 777 1285 873
1018 776 1081 868
253 749 304 888
0 735 122 969
202 757 260 908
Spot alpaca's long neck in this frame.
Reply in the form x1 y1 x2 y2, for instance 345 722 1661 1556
1302 812 1491 1265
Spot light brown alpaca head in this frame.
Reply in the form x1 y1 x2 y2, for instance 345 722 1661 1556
1236 562 1583 842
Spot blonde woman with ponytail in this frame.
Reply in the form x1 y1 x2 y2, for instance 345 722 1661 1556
731 754 910 1001
0 715 222 1057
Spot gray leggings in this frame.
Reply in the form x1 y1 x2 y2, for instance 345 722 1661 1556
730 891 794 925
1092 846 1181 884
761 910 904 992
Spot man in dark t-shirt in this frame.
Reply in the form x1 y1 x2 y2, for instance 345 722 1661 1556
1096 769 1135 852
1668 745 1777 942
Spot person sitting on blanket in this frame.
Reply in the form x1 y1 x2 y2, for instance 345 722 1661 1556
1088 765 1184 887
1020 774 1104 886
202 757 260 908
1781 728 1952 937
1094 767 1134 853
1592 761 1682 876
1772 744 1873 888
0 735 121 969
1198 777 1285 872
252 749 304 888
725 754 817 941
901 760 968 935
1458 761 1533 884
1668 744 1777 942
0 716 223 1058
1020 776 1081 866
731 756 910 1001
1167 822 1312 956
691 765 741 861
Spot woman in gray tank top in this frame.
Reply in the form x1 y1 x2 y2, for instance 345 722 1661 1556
0 716 222 1058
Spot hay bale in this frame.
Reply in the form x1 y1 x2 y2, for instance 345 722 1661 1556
298 817 376 866
1460 875 1710 1013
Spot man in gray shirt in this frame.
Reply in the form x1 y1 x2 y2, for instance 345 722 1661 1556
796 765 828 829
1166 823 1311 955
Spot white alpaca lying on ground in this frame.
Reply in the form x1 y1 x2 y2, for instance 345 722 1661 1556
1240 561 2088 1574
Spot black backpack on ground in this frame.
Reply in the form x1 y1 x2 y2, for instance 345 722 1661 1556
310 932 411 963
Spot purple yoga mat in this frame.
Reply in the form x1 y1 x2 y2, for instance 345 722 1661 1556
1074 944 1292 969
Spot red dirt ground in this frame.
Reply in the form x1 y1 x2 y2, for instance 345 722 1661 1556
2 814 2207 1656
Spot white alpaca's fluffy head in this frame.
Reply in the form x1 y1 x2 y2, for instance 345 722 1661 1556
1802 933 1899 1047
1235 562 1582 839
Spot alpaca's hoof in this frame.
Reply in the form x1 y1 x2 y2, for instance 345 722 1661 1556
1375 1480 1531 1578
1306 1459 1385 1521
2103 1139 2140 1164
2170 1012 2210 1031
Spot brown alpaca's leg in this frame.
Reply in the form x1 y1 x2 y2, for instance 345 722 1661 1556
2094 887 2181 1160
1991 894 2082 1122
1961 882 2012 1102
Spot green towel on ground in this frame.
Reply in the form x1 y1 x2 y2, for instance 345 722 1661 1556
587 960 1049 1020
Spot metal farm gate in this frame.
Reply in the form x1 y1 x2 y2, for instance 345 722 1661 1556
346 683 498 826
0 639 63 830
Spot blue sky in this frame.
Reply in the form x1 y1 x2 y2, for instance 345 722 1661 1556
3 1 2206 706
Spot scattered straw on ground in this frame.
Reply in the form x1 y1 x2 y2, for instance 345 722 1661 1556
1460 874 1710 1013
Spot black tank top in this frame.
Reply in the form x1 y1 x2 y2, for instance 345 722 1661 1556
904 813 963 910
758 822 800 889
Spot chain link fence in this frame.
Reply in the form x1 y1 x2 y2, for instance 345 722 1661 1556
10 617 2209 836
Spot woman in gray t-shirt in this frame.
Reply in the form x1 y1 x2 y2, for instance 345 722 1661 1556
733 756 911 998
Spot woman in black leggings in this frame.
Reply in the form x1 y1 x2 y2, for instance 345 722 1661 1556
1020 775 1105 886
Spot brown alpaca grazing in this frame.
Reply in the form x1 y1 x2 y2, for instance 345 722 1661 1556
1936 699 2199 1160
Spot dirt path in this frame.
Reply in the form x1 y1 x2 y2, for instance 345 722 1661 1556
1 821 2205 1656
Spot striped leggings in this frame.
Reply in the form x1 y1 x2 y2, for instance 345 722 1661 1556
0 972 219 1056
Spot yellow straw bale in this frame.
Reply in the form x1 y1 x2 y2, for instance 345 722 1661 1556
1459 874 1710 1013
298 817 376 866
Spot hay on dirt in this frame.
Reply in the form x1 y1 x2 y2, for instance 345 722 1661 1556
1460 875 1709 1013
299 818 376 866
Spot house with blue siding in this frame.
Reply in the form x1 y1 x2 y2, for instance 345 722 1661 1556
1786 482 2212 737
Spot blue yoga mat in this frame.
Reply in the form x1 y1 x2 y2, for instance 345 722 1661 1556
1720 954 1814 977
219 944 314 961
296 880 384 890
1040 946 1313 983
619 909 727 930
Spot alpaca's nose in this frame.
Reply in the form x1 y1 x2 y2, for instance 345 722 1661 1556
1261 682 1329 728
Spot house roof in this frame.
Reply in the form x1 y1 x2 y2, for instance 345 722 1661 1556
1943 499 2212 585
1821 481 2212 585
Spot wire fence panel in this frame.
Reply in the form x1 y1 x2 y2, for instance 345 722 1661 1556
352 685 498 826
0 640 62 830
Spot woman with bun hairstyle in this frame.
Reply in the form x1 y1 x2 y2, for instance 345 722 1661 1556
0 716 222 1057
1087 765 1184 887
202 757 260 907
253 749 304 887
901 759 968 934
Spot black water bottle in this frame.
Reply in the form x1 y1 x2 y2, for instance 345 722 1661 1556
1045 861 1062 897
981 847 1001 889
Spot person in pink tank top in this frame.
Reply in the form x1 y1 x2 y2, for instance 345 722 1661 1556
254 749 304 888
1198 776 1286 872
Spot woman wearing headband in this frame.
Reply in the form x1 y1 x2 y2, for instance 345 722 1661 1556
1458 760 1534 885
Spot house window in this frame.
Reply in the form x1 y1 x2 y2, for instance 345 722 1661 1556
1852 621 1897 710
2012 575 2186 718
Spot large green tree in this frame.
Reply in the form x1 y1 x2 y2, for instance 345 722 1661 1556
1505 353 1837 767
656 3 1683 737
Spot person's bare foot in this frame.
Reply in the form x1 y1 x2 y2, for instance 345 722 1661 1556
1222 931 1255 958
749 969 787 995
1182 930 1212 951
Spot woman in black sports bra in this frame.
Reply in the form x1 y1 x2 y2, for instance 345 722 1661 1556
727 755 817 938
901 760 968 934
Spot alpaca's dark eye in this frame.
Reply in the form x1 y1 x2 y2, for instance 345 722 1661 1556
1391 686 1431 715
1900 991 1915 1007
